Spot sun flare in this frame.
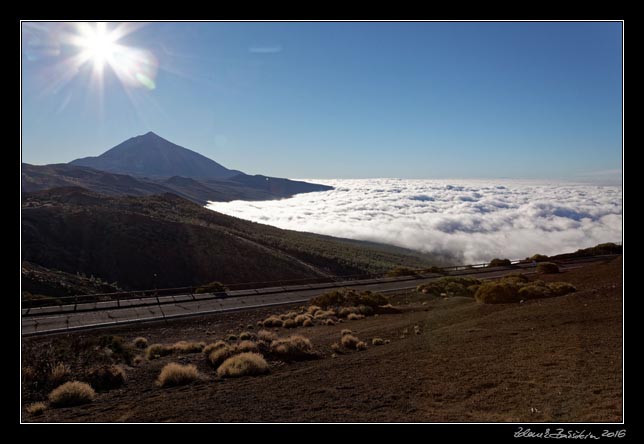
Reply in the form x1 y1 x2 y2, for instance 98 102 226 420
77 23 118 70
65 22 158 91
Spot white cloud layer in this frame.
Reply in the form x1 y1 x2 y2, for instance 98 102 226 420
206 179 622 264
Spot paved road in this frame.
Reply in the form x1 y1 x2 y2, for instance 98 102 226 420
21 256 614 336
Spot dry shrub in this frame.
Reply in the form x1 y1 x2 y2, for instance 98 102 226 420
347 313 364 320
294 314 310 325
537 262 559 274
26 402 46 416
283 319 297 329
48 381 95 407
208 346 236 368
341 334 360 350
372 338 385 346
331 343 341 352
474 282 520 304
307 305 321 315
157 363 199 387
172 341 205 354
227 334 238 341
313 309 335 320
49 362 70 386
146 344 173 360
257 330 278 343
203 341 228 356
133 337 148 349
256 320 264 327
414 325 421 335
23 366 37 383
341 329 353 336
356 341 368 351
239 331 252 340
237 340 259 353
384 339 391 344
325 319 336 326
302 319 313 327
133 356 144 365
86 365 126 391
270 335 316 361
263 316 284 328
217 353 269 378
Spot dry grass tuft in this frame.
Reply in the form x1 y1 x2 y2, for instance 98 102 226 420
237 340 259 353
324 319 336 326
48 381 95 407
331 343 341 352
340 334 360 350
341 329 353 336
307 305 321 314
372 337 385 346
356 341 368 350
313 309 336 320
133 337 148 349
208 346 236 368
347 313 364 320
217 353 269 378
283 319 297 329
172 341 206 354
26 402 46 416
239 331 252 340
262 316 284 328
146 344 173 360
157 363 199 387
203 341 228 356
257 330 278 343
302 319 313 327
270 335 316 361
49 362 71 386
86 365 126 391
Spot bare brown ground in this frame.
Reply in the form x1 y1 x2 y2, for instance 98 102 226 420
22 257 622 423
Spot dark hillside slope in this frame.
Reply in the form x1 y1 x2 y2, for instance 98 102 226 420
22 188 443 290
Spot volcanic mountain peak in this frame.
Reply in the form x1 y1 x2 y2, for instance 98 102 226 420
70 132 240 180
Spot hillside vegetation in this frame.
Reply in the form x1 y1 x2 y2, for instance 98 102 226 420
22 188 447 292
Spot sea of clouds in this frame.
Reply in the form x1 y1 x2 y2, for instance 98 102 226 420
206 179 622 264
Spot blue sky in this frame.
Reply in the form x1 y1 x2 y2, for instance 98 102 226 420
22 21 622 181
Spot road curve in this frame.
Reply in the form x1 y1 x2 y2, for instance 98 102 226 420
21 256 615 336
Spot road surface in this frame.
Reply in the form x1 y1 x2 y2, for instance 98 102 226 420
21 256 615 336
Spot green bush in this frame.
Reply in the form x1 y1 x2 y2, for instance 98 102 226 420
518 285 553 300
537 262 559 274
386 267 419 277
417 276 481 297
195 281 226 294
548 282 576 296
530 254 549 262
310 289 387 309
488 258 512 267
474 282 520 304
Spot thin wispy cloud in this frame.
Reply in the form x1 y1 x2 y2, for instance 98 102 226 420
248 45 283 54
206 179 622 264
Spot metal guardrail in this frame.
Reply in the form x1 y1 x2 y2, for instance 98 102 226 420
22 250 621 311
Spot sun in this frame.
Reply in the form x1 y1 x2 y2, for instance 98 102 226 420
65 22 158 91
77 23 119 70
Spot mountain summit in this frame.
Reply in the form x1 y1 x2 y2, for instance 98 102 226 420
70 132 240 180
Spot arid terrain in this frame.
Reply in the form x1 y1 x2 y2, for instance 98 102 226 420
22 256 622 423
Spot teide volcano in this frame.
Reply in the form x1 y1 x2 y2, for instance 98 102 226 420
70 131 241 180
